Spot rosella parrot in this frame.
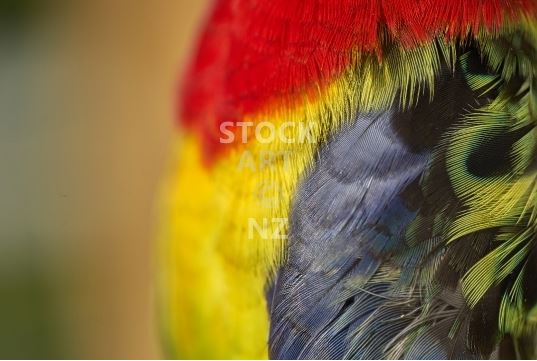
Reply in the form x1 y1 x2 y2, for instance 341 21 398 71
158 0 537 359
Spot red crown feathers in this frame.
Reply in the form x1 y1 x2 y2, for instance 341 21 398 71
180 0 536 162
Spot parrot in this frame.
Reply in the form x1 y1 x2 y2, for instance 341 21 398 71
157 0 537 359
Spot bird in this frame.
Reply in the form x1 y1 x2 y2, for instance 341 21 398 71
157 0 537 359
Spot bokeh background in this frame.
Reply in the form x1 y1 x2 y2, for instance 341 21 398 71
0 0 209 358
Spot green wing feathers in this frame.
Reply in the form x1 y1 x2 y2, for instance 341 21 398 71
417 23 537 356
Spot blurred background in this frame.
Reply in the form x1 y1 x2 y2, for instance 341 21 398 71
0 0 209 358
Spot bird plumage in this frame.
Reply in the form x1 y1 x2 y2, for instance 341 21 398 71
160 1 537 358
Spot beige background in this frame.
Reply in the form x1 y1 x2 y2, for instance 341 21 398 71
0 0 209 358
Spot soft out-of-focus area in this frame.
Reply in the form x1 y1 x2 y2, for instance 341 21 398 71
0 0 209 358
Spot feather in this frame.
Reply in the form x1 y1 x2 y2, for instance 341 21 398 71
268 35 537 358
180 0 537 162
162 1 537 358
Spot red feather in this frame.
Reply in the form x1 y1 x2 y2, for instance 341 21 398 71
180 0 536 163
